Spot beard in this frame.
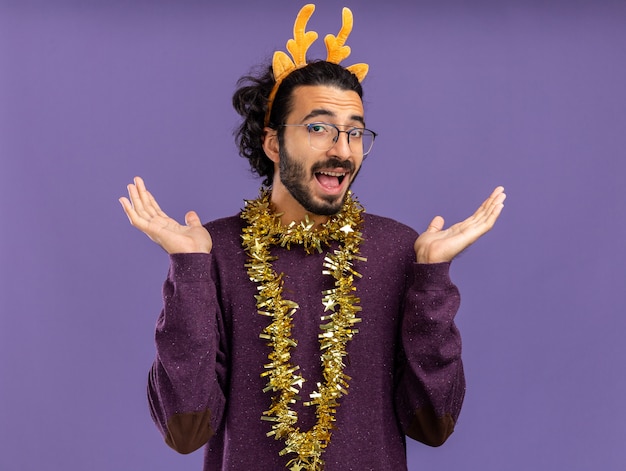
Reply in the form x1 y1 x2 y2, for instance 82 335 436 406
278 146 359 216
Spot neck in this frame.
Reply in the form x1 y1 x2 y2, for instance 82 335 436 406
269 186 331 228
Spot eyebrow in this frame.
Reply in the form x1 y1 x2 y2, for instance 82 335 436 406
301 108 366 127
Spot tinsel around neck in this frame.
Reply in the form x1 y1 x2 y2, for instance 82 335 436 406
241 189 365 254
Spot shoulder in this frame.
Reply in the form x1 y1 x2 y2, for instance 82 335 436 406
358 213 417 282
362 213 418 242
361 213 417 261
205 214 244 235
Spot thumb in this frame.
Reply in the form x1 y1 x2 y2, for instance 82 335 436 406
184 210 202 227
424 216 445 233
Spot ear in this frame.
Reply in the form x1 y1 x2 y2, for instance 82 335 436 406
262 127 280 163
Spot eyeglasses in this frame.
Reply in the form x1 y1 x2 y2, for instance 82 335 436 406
280 122 378 157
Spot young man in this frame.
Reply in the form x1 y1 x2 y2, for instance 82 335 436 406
119 5 505 470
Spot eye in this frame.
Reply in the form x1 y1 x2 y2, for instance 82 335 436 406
348 128 364 139
308 123 329 134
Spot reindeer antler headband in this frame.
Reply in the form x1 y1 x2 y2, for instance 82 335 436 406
264 4 369 126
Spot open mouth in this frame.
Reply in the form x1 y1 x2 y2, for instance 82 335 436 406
315 170 347 190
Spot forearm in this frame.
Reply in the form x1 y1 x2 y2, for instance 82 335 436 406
395 262 465 446
148 253 227 454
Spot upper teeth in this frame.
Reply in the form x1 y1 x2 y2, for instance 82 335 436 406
319 171 346 177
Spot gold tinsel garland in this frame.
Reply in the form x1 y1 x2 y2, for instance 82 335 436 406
240 189 366 471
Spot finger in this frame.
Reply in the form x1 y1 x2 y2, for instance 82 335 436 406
465 190 506 233
132 180 167 218
424 215 445 233
485 186 504 202
184 211 202 227
476 186 504 213
470 187 506 225
119 196 148 230
489 201 505 222
490 185 505 198
484 199 505 227
134 175 147 191
482 188 506 222
145 188 167 217
123 180 158 230
489 187 506 206
126 183 147 215
119 197 135 223
134 176 159 218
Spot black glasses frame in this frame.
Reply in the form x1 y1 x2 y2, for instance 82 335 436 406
280 122 378 157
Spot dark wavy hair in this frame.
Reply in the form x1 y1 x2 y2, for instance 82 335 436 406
232 60 364 186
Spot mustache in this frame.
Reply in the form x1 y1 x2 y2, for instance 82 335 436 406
311 158 355 174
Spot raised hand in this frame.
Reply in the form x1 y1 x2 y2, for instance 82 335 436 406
119 176 212 254
414 186 506 264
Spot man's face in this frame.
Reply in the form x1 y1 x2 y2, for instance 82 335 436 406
275 85 365 216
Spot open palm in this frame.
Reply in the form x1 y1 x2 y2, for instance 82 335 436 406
119 176 212 254
414 186 506 264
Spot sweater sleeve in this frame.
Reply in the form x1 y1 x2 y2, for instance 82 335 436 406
395 262 465 447
147 253 228 454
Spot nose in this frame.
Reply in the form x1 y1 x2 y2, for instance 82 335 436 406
328 130 353 160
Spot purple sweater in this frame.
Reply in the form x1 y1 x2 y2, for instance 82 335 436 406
148 213 465 470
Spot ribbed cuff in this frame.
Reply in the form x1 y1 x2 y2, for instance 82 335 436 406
412 262 453 291
169 253 212 283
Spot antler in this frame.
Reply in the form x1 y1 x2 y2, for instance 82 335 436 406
324 7 352 64
272 4 318 82
325 7 368 81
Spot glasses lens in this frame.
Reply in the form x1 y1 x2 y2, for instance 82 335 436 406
307 124 375 156
360 131 375 156
307 123 335 151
